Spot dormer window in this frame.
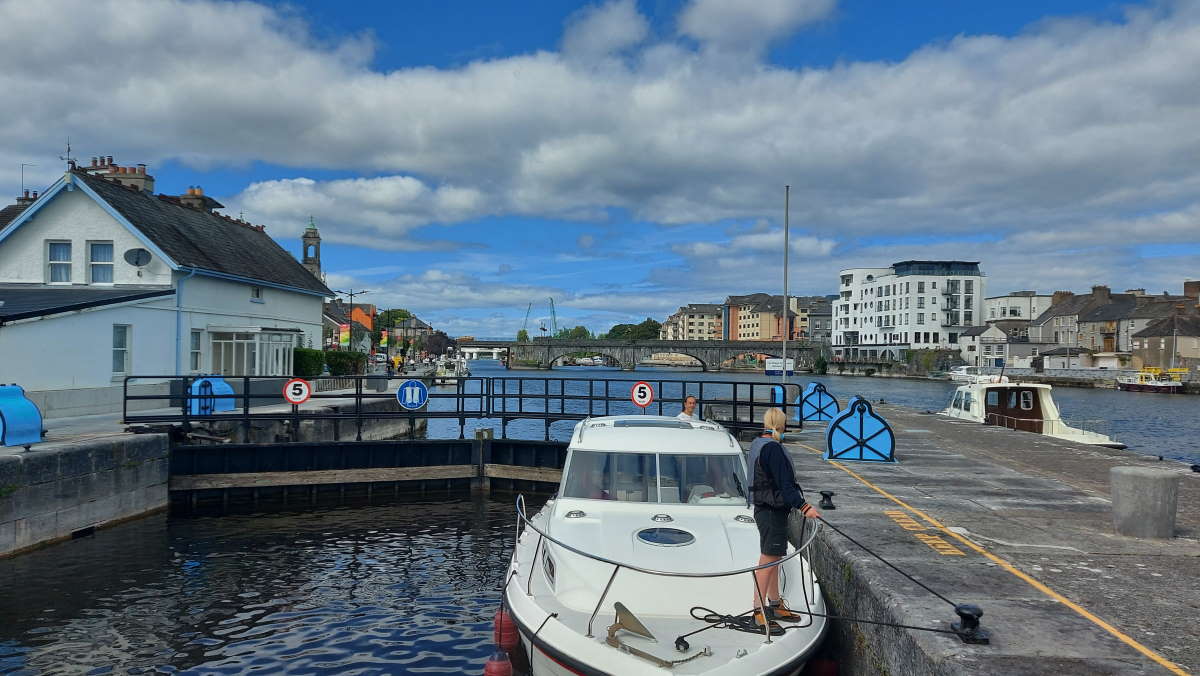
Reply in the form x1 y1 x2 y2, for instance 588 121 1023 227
250 286 263 302
89 241 114 284
47 241 72 283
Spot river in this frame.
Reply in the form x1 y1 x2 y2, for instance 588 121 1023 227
2 360 1195 674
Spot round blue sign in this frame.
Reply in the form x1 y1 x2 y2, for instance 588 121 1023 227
396 379 429 410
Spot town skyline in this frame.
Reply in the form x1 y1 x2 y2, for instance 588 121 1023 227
3 0 1199 338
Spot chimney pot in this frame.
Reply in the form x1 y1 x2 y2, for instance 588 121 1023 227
106 155 113 165
23 189 29 198
91 157 98 167
32 191 38 199
137 163 146 174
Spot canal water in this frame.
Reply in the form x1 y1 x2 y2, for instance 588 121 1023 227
0 496 527 675
3 359 1195 674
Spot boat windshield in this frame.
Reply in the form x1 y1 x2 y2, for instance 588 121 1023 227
561 451 747 505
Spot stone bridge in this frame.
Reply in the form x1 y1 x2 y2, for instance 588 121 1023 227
468 339 815 371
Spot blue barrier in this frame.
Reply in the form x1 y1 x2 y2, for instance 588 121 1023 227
0 384 44 447
188 377 237 415
797 382 839 422
824 396 896 463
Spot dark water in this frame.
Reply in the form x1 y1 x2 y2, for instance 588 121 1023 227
3 361 1195 675
0 497 523 675
436 360 1199 464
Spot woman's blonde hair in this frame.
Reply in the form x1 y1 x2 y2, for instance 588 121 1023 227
762 408 787 439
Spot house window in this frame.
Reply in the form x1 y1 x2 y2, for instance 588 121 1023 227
212 332 258 375
917 313 924 324
190 330 203 371
47 241 72 283
917 281 925 293
250 286 264 302
112 324 131 374
87 241 115 284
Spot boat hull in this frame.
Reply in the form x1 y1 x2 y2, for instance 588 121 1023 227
1117 383 1181 393
511 613 818 676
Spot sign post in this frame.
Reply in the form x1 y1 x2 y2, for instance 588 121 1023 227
631 381 654 413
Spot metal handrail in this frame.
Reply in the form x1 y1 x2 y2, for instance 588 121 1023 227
982 412 1116 441
511 494 822 640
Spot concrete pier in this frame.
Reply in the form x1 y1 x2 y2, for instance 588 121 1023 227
782 405 1198 674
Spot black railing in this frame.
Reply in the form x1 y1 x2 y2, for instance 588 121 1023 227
122 375 804 440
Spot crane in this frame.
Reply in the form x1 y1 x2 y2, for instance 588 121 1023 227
548 297 558 336
522 302 532 333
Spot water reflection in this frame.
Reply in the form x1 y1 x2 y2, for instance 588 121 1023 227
0 496 529 675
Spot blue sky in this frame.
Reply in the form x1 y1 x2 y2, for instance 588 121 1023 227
2 0 1198 338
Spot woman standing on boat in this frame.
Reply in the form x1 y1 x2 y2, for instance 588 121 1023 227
749 408 820 627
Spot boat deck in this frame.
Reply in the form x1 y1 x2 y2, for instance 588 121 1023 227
783 404 1199 674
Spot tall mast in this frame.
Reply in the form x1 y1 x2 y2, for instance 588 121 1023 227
781 185 790 387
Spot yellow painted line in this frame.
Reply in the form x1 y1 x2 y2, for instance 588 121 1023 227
795 442 1191 676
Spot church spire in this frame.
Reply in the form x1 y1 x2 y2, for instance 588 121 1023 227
301 216 322 281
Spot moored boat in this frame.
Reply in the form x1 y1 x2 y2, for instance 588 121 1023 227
941 381 1125 448
504 416 827 675
1116 368 1184 393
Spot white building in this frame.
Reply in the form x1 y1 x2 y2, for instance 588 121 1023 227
660 303 721 340
984 291 1053 324
833 261 985 360
0 161 332 417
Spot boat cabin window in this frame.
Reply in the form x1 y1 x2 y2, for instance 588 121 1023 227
961 391 973 411
561 451 746 504
1008 391 1018 408
1020 390 1034 410
986 391 999 407
951 391 963 410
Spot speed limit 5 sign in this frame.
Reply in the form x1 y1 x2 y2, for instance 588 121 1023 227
282 378 312 405
630 381 654 408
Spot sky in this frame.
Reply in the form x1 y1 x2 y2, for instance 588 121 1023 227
1 0 1198 339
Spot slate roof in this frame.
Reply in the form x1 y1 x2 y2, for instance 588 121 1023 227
74 171 332 296
0 203 28 228
1125 298 1193 320
1133 315 1200 338
960 325 992 337
396 316 432 331
0 286 175 323
684 303 722 313
1077 294 1140 322
1031 294 1095 326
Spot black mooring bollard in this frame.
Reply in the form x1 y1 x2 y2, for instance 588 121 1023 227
819 491 837 510
952 603 990 644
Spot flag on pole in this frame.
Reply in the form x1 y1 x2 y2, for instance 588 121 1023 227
380 329 389 347
339 323 350 348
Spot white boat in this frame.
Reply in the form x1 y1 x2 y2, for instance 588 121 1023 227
948 365 988 383
940 381 1125 448
434 357 470 383
504 416 827 675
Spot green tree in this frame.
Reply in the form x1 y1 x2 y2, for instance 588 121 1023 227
377 308 412 325
555 325 592 340
516 329 530 342
604 318 661 340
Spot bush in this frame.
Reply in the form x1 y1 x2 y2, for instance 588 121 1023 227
294 348 325 377
813 355 828 375
325 350 367 375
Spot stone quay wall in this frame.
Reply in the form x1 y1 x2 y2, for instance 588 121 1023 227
0 434 169 557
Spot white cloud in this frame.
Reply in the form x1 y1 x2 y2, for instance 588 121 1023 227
562 0 649 60
577 233 596 249
1 0 1198 305
678 0 836 52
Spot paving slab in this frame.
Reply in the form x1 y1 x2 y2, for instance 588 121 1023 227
778 404 1199 675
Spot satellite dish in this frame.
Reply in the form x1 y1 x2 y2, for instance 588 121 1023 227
123 248 151 266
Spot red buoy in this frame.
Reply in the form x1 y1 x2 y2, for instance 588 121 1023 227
494 608 519 652
483 650 512 676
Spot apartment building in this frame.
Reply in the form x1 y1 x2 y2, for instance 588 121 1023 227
659 303 721 340
832 261 986 360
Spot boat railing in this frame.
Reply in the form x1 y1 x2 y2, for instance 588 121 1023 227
983 412 1115 441
512 494 823 644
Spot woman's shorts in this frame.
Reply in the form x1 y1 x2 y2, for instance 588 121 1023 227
754 506 789 557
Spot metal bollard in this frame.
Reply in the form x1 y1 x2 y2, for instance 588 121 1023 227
1110 466 1179 539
